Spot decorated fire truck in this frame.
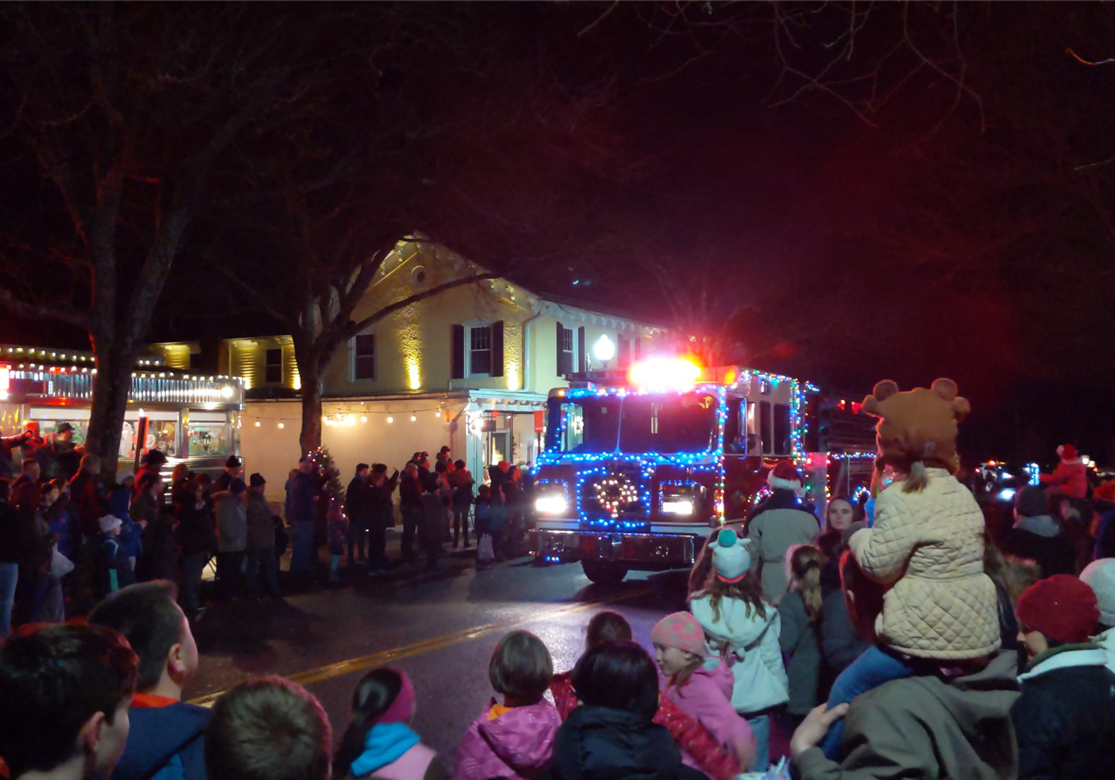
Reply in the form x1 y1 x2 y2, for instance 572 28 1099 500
530 357 877 584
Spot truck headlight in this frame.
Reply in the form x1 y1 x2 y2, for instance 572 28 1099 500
661 498 695 516
535 494 569 516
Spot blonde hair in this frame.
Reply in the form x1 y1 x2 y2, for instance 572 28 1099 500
786 544 823 620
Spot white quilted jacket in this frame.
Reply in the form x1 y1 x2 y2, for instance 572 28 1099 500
848 468 1001 660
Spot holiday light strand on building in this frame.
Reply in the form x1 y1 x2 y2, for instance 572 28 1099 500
3 367 243 406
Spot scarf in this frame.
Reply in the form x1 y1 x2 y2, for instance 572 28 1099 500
349 723 420 777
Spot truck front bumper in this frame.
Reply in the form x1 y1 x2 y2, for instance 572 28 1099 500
533 527 699 569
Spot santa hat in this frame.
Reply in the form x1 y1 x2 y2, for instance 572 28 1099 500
767 461 803 493
1058 444 1079 462
711 528 752 583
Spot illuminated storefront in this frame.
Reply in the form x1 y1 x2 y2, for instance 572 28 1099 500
0 345 244 473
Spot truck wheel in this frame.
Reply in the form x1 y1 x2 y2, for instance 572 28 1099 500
582 560 627 585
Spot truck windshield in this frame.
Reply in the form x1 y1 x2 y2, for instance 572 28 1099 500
620 392 717 453
546 392 718 454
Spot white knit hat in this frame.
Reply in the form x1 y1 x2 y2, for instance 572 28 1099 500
1080 559 1115 629
711 528 752 583
98 514 123 534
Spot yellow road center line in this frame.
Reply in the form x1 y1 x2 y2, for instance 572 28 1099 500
187 588 648 707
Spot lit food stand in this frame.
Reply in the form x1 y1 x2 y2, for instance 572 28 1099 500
0 345 244 475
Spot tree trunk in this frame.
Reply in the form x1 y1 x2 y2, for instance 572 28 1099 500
299 366 324 455
86 339 137 478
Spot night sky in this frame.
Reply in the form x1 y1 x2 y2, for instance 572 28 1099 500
2 2 1114 464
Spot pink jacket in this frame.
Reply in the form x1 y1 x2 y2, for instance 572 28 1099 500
1041 459 1088 499
660 662 755 770
452 699 560 780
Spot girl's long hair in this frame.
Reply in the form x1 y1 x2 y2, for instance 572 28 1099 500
704 570 766 623
786 544 823 620
333 668 403 778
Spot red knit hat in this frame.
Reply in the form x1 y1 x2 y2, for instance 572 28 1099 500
1016 575 1099 644
1057 444 1078 462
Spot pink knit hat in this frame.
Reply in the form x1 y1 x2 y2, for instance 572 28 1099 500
651 612 707 657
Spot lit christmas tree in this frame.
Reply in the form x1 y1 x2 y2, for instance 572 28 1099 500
307 446 345 503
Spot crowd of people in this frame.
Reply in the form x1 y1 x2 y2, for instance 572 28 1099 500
0 429 539 638
0 436 285 634
7 377 1115 779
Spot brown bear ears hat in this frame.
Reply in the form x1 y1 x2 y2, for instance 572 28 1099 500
861 378 971 420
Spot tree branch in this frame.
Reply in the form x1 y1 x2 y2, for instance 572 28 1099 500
0 282 91 330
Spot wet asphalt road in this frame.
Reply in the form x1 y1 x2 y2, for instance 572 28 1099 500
186 545 691 764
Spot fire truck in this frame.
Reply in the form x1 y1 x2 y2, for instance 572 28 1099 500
530 357 877 584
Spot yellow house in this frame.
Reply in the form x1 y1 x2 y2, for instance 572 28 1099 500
151 240 668 496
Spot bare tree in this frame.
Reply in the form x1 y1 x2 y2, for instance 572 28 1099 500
0 4 349 470
205 5 637 453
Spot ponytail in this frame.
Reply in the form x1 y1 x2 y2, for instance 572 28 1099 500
333 669 403 779
788 545 824 620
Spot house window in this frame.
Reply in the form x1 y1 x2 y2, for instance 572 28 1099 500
352 334 375 380
468 325 492 376
265 348 282 385
557 322 578 376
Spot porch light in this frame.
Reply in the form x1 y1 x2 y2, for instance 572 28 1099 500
592 334 616 362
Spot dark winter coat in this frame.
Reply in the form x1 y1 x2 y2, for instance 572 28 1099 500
131 491 161 529
176 500 217 557
212 470 236 494
449 469 474 508
1013 644 1115 780
47 499 78 561
68 469 104 538
779 590 823 716
1094 508 1115 560
97 533 134 598
369 472 399 527
400 472 422 510
540 706 709 780
0 499 31 565
346 476 371 528
820 590 868 676
138 510 178 582
286 470 319 524
420 492 449 547
245 492 274 551
36 438 77 480
114 701 210 780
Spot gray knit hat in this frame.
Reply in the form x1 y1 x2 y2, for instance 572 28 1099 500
1081 559 1115 629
